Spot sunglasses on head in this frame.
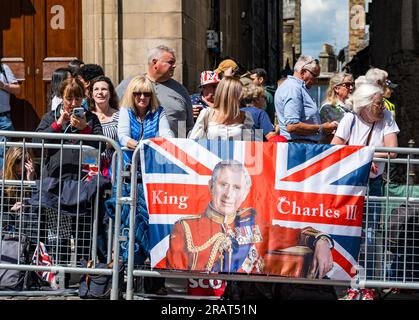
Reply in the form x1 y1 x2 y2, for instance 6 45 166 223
133 91 152 98
301 59 319 78
302 58 319 69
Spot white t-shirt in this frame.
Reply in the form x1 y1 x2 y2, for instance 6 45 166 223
335 109 400 178
51 96 62 111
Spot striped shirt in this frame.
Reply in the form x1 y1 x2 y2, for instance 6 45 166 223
100 111 119 162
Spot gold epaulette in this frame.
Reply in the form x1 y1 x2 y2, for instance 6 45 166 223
180 219 225 271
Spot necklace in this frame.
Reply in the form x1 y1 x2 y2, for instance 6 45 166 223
95 106 113 122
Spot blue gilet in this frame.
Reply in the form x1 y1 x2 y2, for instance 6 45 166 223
122 106 163 165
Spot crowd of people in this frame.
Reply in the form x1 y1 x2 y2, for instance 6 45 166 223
276 55 400 300
0 46 403 300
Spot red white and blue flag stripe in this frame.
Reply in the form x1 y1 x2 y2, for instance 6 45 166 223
139 138 374 280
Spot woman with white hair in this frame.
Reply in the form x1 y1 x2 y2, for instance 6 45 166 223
365 67 388 88
331 83 398 153
365 68 397 118
331 83 399 300
354 75 368 89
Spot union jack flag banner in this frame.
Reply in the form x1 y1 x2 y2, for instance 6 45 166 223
140 138 374 281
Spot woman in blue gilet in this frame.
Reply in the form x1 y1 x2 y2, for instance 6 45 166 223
118 74 174 165
113 75 173 268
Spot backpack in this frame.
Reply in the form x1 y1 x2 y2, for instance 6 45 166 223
0 231 31 290
79 260 125 299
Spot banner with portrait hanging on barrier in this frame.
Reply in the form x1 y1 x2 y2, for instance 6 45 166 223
139 138 374 285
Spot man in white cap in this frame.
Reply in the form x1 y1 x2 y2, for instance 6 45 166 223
190 70 221 120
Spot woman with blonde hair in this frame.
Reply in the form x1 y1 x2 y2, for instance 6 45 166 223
320 72 354 123
319 72 354 143
2 147 35 198
118 75 173 163
188 76 256 140
1 147 37 237
112 75 173 273
241 84 276 140
243 84 266 109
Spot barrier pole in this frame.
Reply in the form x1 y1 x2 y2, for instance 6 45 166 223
110 142 124 300
125 145 142 300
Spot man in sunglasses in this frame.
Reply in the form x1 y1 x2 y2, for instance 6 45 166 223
274 55 338 143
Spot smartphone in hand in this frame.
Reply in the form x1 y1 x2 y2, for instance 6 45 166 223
72 107 85 118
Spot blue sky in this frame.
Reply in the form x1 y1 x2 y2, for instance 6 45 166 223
301 0 371 58
301 0 349 58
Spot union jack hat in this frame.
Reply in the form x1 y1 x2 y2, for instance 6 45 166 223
199 70 221 87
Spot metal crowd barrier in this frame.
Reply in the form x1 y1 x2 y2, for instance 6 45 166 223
0 131 124 300
354 146 419 291
123 144 419 300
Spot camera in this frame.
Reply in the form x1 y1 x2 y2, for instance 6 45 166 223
72 107 85 118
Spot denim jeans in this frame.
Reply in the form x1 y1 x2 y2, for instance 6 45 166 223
359 176 382 278
0 112 14 170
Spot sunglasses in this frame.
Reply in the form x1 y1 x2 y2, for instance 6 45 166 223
338 82 355 89
372 99 385 108
133 92 152 98
305 69 319 78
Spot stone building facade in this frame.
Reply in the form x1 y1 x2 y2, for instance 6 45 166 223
348 0 366 60
282 0 301 72
319 43 337 74
82 0 283 92
1 0 282 129
368 0 419 147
